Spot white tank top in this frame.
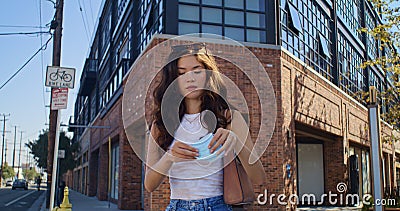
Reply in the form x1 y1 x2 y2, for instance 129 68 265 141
169 112 223 200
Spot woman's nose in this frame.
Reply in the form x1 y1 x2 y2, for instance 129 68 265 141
186 71 195 82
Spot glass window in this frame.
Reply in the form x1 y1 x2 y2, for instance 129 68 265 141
247 29 266 42
202 8 222 23
158 16 163 32
246 12 265 28
119 67 123 85
203 0 221 6
111 144 119 199
246 0 265 11
179 5 199 21
225 10 244 26
178 22 199 34
114 74 118 91
287 3 302 33
224 0 243 9
319 34 329 57
225 27 244 41
281 0 286 8
179 0 199 3
202 24 222 35
159 0 163 15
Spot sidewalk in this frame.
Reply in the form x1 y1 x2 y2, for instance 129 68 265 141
35 189 142 211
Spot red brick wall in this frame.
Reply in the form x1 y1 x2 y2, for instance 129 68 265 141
97 144 108 201
324 138 346 205
118 131 143 209
86 95 143 209
88 149 98 197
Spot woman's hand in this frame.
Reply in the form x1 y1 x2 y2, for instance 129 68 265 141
166 141 199 162
208 128 240 156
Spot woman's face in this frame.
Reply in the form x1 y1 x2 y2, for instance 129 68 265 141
177 55 207 99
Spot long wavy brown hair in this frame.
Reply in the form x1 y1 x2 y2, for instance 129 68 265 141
152 46 231 151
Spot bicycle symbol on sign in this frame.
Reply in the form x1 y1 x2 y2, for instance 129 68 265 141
50 68 72 82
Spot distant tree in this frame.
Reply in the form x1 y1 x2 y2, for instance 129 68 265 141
26 130 79 176
2 162 15 180
22 168 39 181
360 0 400 132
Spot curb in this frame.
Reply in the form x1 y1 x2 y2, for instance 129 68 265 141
28 190 46 211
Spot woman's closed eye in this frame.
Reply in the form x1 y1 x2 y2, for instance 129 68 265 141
193 69 204 74
178 70 203 76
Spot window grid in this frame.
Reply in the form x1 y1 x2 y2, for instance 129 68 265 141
100 11 112 57
338 33 366 96
280 0 333 82
336 0 362 40
115 23 132 70
177 1 267 43
117 0 129 21
366 10 377 60
138 0 164 54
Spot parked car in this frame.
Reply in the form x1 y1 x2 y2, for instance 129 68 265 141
12 179 28 190
5 180 13 187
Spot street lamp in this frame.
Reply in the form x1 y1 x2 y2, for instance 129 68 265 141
368 86 384 211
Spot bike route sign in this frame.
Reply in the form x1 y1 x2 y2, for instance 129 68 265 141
45 66 75 89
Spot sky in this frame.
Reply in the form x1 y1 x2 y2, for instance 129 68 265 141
0 0 103 167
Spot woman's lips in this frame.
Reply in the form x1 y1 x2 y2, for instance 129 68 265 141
186 86 198 90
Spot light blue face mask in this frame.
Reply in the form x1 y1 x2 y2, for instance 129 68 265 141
190 133 222 160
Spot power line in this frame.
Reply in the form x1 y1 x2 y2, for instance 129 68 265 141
39 0 48 125
77 0 91 42
0 35 53 91
81 0 91 33
0 31 50 36
88 0 95 27
0 25 46 29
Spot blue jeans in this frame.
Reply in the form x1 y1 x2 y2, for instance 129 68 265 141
165 195 233 211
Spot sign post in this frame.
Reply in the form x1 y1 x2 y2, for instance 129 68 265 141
45 65 75 209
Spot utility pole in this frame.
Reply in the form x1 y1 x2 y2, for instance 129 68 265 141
26 148 28 169
47 0 64 208
12 126 17 168
0 113 10 187
4 140 7 169
17 131 24 178
27 143 30 169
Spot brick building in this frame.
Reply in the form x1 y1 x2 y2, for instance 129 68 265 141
68 0 400 210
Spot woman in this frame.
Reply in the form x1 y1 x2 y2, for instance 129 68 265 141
145 43 266 211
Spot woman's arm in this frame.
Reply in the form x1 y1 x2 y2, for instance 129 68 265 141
228 111 266 185
144 123 199 192
144 124 173 192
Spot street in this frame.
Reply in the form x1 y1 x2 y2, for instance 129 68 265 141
0 185 44 211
